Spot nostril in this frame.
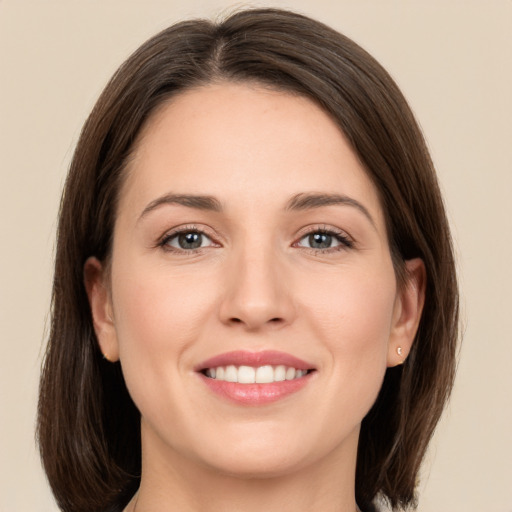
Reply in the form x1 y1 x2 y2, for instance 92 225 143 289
228 316 283 327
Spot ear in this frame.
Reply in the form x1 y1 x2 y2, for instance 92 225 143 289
387 258 426 367
83 256 119 362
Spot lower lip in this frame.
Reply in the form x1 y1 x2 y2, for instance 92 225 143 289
198 373 313 405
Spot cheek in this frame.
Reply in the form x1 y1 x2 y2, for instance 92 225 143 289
298 263 397 400
109 260 220 410
301 263 396 346
112 261 217 352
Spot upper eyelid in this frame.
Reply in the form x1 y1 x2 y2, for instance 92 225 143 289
160 224 218 242
294 224 353 240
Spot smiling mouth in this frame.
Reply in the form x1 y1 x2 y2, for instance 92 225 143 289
195 350 316 404
201 365 314 384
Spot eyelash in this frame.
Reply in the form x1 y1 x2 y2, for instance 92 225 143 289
294 226 354 254
157 225 354 255
157 224 217 254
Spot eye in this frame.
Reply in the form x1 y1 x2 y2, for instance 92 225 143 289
162 229 215 251
296 229 353 251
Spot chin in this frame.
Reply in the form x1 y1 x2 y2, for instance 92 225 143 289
201 450 311 480
190 422 355 480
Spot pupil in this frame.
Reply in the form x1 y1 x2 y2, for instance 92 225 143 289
309 233 332 249
178 232 202 249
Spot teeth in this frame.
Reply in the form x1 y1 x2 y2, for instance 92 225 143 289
286 367 296 380
274 365 286 381
238 365 256 383
255 365 274 383
225 365 237 382
204 365 310 383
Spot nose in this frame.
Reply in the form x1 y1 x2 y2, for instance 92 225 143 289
218 245 296 331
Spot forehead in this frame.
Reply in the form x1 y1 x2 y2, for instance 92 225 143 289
120 82 385 228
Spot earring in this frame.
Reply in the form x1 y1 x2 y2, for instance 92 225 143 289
396 346 405 365
103 353 111 362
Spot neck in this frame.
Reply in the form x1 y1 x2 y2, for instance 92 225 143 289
127 426 361 512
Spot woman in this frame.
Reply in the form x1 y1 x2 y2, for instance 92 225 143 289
37 8 459 512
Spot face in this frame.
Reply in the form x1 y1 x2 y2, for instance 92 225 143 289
86 82 423 479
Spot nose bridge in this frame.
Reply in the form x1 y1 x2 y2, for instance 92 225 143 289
220 235 294 330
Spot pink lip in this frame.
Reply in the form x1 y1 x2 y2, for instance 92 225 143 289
195 350 314 371
195 350 316 406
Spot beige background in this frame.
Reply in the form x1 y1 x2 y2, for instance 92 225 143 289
1 1 511 511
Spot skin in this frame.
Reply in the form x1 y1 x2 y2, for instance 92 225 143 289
85 82 425 512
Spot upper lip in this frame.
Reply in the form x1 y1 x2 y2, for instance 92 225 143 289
195 350 315 372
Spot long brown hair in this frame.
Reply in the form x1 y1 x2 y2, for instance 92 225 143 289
37 8 459 512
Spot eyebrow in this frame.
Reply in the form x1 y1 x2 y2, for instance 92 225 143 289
138 191 375 227
285 192 376 227
139 193 222 221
